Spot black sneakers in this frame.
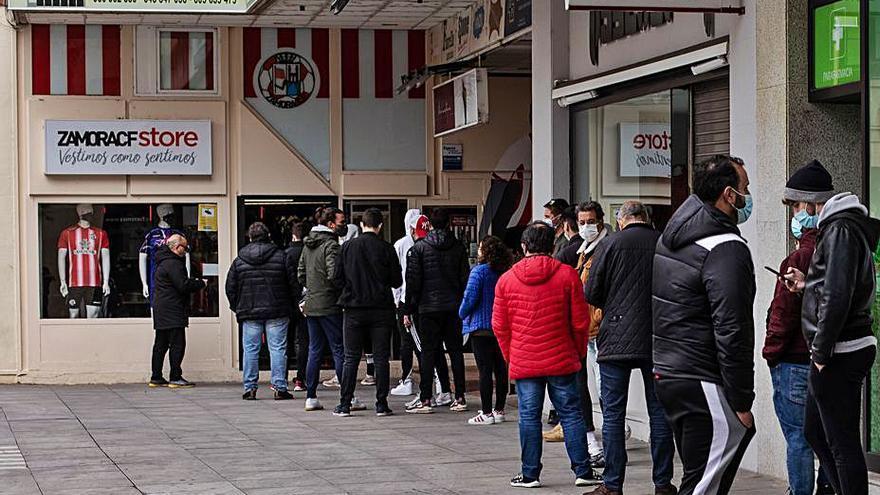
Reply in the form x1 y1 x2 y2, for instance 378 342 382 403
168 379 195 388
242 389 257 400
510 473 541 488
575 470 604 487
274 390 294 400
148 378 169 388
332 405 351 417
376 404 394 417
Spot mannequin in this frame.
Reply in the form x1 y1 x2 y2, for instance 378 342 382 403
57 203 110 319
139 203 190 302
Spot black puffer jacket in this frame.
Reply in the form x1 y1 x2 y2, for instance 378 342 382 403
585 223 659 362
652 195 756 412
405 229 470 313
802 196 880 365
335 232 403 309
225 241 296 323
152 246 205 330
285 241 305 303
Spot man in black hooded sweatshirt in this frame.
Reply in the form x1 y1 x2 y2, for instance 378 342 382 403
652 155 756 495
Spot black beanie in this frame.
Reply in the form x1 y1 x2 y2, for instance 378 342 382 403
784 159 835 203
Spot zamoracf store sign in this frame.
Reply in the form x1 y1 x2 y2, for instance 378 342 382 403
45 120 212 175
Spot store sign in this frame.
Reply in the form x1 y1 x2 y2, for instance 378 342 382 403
433 69 489 137
45 120 212 175
813 0 860 90
618 123 671 179
442 143 464 171
8 0 258 13
504 0 532 37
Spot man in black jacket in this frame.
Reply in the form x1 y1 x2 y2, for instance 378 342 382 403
652 155 756 495
555 207 582 268
405 207 470 414
226 222 298 400
150 234 205 389
784 191 880 495
584 201 674 495
286 220 312 392
331 208 402 417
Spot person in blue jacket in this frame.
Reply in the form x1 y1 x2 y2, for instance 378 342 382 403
459 235 514 425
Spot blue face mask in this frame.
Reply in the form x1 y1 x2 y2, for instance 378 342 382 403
731 191 752 225
790 209 818 239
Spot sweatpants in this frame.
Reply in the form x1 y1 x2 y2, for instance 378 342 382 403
655 378 755 495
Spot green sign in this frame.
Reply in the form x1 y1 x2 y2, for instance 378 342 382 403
814 0 861 90
7 0 259 13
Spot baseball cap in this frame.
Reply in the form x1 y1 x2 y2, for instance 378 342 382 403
543 198 569 210
414 215 430 239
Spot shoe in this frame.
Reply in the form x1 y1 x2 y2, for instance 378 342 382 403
492 410 506 423
815 483 834 495
404 396 422 409
576 472 605 488
390 379 414 396
322 376 340 388
590 451 606 469
543 424 564 442
350 397 367 411
304 398 323 411
168 379 195 388
376 404 394 417
148 378 169 388
434 392 454 407
332 404 351 417
583 484 616 494
655 484 678 495
510 473 541 488
360 375 376 386
449 398 468 412
274 389 294 400
405 400 434 414
242 389 257 400
625 422 632 441
547 409 559 425
468 411 496 425
292 379 306 392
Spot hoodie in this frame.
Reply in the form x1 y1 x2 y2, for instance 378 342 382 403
392 209 421 306
652 195 757 412
492 255 590 379
225 240 297 323
297 226 342 316
404 228 470 313
152 245 205 330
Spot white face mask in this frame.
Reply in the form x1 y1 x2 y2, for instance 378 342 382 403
579 223 599 242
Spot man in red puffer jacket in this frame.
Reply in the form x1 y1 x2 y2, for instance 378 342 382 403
493 221 601 489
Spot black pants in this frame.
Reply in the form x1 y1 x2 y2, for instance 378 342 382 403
655 378 755 495
577 358 596 433
294 315 309 382
151 327 186 381
397 310 419 381
340 308 394 409
804 346 876 495
418 311 466 401
470 334 508 412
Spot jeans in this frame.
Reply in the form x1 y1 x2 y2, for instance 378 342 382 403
242 318 290 392
151 327 186 381
600 360 674 491
771 363 830 495
576 358 596 434
516 373 592 481
418 311 466 401
588 340 601 392
340 308 394 409
305 314 344 399
804 346 876 495
470 334 508 412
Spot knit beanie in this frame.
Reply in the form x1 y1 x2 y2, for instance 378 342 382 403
784 159 835 203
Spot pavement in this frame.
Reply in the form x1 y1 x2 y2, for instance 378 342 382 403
0 382 788 495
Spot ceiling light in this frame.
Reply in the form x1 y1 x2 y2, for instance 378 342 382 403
556 90 597 107
330 0 350 15
691 56 728 75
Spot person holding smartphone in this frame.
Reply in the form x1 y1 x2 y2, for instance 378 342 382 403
763 160 835 495
783 175 880 495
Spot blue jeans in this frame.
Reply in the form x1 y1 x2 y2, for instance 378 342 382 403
305 314 344 399
516 373 592 481
242 318 290 392
771 363 829 495
600 360 674 491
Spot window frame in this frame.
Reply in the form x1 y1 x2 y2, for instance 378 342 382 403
135 26 221 97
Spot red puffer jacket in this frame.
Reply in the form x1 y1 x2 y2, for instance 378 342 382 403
492 255 590 380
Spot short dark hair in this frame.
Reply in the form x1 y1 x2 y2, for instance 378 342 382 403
521 221 555 255
361 208 384 228
292 220 313 240
430 207 450 230
317 207 344 227
247 222 270 242
561 206 578 232
543 198 569 216
694 155 744 203
577 201 605 220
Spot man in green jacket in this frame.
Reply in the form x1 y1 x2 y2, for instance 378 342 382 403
298 207 347 411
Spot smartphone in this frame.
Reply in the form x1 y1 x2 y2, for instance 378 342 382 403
764 265 782 277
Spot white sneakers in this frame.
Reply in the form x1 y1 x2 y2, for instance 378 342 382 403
360 375 376 386
322 376 340 388
468 410 506 425
390 378 414 396
305 398 323 411
434 392 454 407
350 397 367 411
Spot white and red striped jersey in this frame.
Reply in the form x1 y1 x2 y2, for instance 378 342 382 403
159 31 215 91
31 24 120 96
341 29 426 172
243 28 331 178
57 226 109 288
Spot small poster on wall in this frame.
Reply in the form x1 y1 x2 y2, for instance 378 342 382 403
443 143 464 171
618 123 672 179
198 203 218 232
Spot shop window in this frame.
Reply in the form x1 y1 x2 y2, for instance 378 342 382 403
39 203 219 319
136 26 218 95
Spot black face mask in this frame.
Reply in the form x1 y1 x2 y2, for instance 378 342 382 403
161 214 176 225
80 213 94 223
334 224 348 237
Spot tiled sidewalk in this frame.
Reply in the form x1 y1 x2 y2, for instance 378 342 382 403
0 383 786 494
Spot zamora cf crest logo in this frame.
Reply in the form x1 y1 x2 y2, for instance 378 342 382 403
256 51 319 109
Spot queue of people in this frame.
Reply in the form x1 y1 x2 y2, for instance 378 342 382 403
146 154 878 495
